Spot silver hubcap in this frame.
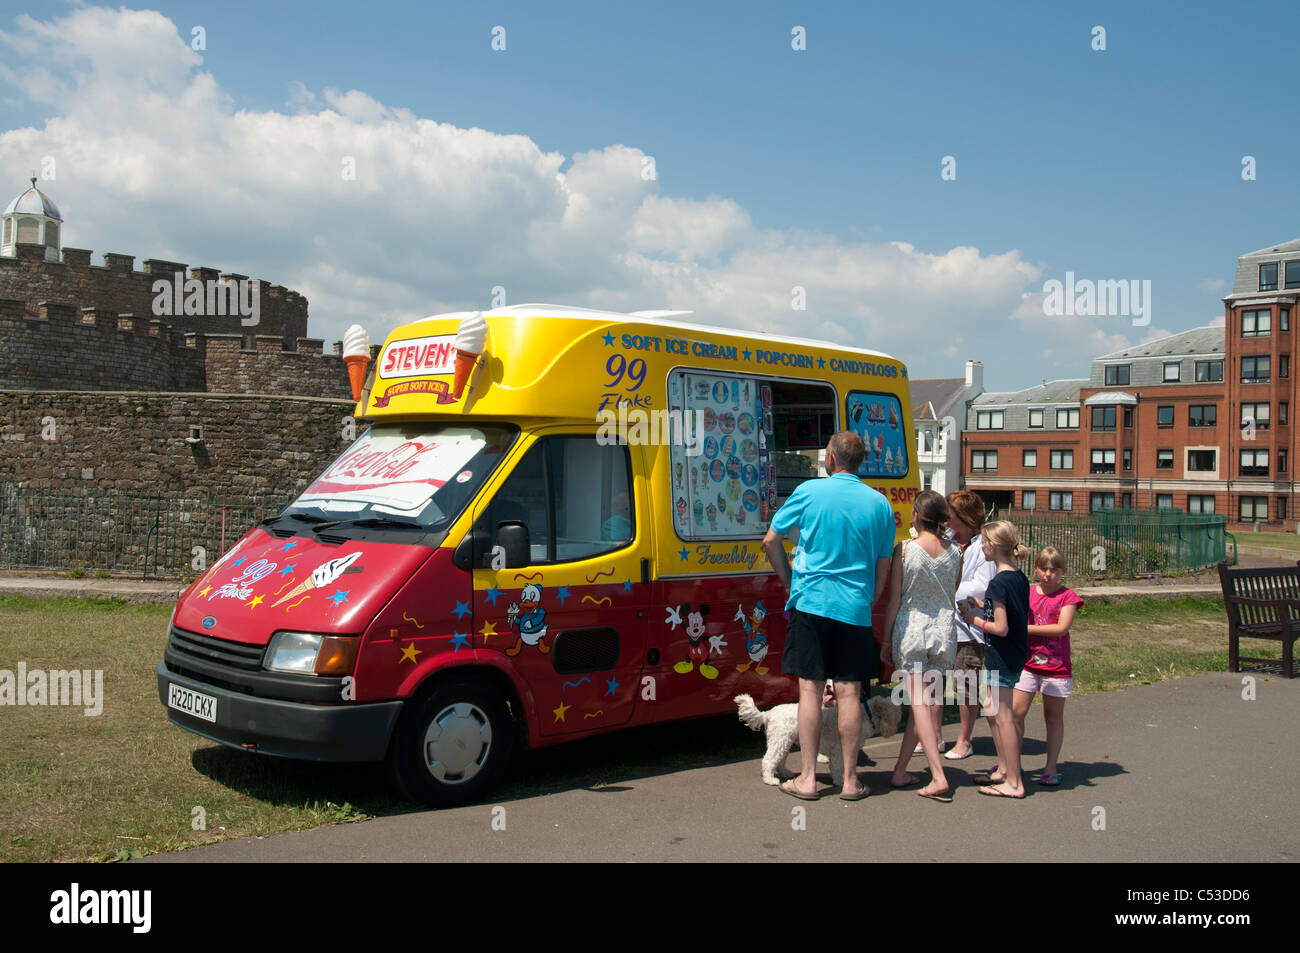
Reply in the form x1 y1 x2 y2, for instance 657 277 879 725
423 702 492 783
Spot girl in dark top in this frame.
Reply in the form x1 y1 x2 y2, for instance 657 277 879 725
959 521 1030 799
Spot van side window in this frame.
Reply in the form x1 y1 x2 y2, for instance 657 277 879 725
480 436 633 564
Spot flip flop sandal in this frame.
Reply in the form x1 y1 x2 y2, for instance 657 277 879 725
977 785 1025 799
839 788 870 801
780 780 821 801
1036 773 1061 786
917 786 953 802
972 773 1005 786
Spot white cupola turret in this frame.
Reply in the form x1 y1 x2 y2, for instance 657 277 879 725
2 177 63 262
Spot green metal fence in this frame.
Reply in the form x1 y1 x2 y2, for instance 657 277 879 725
1000 507 1228 579
0 485 287 578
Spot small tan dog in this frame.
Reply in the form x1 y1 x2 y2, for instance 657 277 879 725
735 691 902 786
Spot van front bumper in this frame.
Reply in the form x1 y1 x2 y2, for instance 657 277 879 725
157 661 403 762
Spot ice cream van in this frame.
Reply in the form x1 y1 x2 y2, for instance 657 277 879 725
157 305 919 806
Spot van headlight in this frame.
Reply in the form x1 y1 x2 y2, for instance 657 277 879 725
264 632 323 674
264 632 362 676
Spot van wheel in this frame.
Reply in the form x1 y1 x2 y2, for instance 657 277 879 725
386 675 513 808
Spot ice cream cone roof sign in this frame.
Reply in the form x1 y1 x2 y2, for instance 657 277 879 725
343 324 370 401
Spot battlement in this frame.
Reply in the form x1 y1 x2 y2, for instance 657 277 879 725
0 295 359 398
0 246 309 346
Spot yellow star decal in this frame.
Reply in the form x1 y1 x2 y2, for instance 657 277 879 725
553 700 571 723
399 642 422 664
246 595 264 609
478 620 497 640
198 585 212 597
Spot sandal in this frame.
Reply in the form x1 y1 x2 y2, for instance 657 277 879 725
977 784 1025 799
1036 773 1061 786
780 779 821 801
917 784 953 803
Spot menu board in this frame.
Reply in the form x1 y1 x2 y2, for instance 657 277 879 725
846 391 909 479
669 372 776 538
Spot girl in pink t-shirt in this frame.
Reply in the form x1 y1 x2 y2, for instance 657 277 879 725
1012 546 1082 786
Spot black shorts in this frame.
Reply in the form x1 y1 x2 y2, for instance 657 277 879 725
782 608 878 683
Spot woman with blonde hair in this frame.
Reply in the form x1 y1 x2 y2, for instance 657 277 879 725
959 520 1031 798
943 490 997 761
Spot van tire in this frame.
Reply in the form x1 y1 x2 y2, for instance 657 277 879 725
386 674 514 808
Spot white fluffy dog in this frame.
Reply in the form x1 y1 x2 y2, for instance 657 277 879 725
735 692 902 786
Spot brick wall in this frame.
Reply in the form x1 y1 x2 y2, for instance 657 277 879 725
0 390 355 498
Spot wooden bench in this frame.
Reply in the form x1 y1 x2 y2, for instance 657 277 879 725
1217 562 1300 678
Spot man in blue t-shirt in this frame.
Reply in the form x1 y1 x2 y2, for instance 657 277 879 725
762 430 895 801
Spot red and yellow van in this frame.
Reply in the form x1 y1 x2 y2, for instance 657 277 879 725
157 305 918 805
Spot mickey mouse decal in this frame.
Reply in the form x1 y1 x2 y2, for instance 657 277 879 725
669 603 722 680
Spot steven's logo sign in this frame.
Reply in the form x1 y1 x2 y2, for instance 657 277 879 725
379 335 456 379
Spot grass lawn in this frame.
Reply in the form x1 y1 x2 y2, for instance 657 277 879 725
0 592 1278 862
1235 533 1300 554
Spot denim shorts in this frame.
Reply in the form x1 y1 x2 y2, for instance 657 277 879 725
984 666 1020 691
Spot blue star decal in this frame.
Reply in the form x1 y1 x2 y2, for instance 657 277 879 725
282 541 297 550
678 547 689 562
278 564 295 576
484 586 501 606
741 347 751 361
605 676 620 697
601 331 615 346
817 356 825 368
450 632 470 651
901 367 907 378
452 600 472 620
329 589 349 606
623 579 633 593
556 585 571 606
233 557 245 566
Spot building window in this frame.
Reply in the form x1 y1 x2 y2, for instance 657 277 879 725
1156 494 1174 510
971 450 998 473
1090 493 1115 512
1279 497 1289 520
1281 403 1289 426
1028 409 1044 428
1049 491 1073 512
1091 406 1116 431
1240 449 1269 477
1121 492 1133 509
1157 449 1174 469
1259 264 1279 292
1241 402 1270 431
1163 361 1181 382
1281 450 1288 474
1023 449 1037 467
1188 405 1216 427
1022 490 1036 510
1242 356 1270 383
1157 405 1174 427
1188 495 1215 514
1243 309 1272 336
1104 365 1130 386
1196 360 1223 382
1239 496 1268 522
1123 448 1132 470
1284 308 1293 330
976 410 1004 430
1286 262 1300 290
1282 355 1290 379
1050 449 1073 470
1091 449 1116 474
1187 450 1216 472
1056 408 1079 429
1123 406 1133 427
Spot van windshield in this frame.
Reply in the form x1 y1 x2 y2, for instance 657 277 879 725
282 424 517 531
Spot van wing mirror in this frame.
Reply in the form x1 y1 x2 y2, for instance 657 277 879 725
497 521 531 568
453 527 491 571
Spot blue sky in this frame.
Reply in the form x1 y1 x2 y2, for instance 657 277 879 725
3 1 1298 389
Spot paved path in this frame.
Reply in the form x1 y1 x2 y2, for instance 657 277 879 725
143 671 1297 863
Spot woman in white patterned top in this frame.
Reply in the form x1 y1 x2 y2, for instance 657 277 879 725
879 490 962 801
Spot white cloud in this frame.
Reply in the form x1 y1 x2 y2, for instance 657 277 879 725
2 5 1065 385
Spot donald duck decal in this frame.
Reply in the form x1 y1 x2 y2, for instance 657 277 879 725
734 601 769 674
506 583 550 656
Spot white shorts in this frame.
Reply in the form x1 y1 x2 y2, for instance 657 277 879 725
1015 669 1073 698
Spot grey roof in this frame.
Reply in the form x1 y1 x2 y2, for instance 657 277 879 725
909 377 965 420
1094 326 1223 361
972 379 1086 406
1084 391 1138 406
1232 238 1300 296
3 179 61 220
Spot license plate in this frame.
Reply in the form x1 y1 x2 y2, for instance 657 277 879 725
168 683 218 723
